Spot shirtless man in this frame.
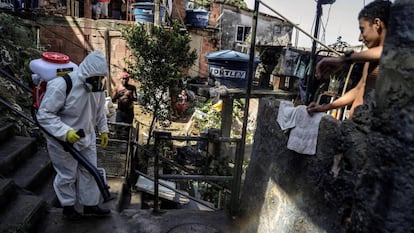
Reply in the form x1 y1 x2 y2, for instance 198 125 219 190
307 0 391 118
112 72 137 124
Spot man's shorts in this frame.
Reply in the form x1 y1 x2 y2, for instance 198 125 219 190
96 2 109 17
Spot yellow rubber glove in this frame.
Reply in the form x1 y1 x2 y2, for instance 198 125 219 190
66 130 81 144
101 132 109 148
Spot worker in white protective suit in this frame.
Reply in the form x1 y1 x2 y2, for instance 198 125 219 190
36 51 110 220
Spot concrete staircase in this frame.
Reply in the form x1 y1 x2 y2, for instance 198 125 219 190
0 122 132 232
0 123 51 232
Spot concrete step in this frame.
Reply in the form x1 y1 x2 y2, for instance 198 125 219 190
0 135 37 176
31 170 59 207
0 178 17 208
0 192 46 233
35 207 132 233
9 149 53 191
0 123 15 143
104 177 127 212
127 190 142 210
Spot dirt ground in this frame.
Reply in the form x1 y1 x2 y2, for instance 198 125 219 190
133 104 194 144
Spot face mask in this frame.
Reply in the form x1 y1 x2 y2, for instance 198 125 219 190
84 76 106 92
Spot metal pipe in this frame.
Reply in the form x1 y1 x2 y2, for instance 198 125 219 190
136 170 218 211
0 97 35 123
231 0 260 216
159 174 233 181
160 158 230 191
305 0 324 104
230 139 244 216
166 135 208 141
136 144 230 191
0 68 32 93
153 132 161 213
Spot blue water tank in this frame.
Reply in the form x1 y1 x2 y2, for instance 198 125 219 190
185 9 209 28
206 50 260 88
132 2 166 24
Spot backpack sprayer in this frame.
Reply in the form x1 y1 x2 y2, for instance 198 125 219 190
29 52 112 203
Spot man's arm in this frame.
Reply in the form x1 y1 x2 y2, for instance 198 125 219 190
131 86 137 101
316 45 383 79
112 87 123 102
307 63 368 115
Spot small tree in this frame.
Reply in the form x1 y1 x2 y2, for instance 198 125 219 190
121 21 197 144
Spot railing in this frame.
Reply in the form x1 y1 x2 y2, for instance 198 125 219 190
139 130 244 215
0 67 35 123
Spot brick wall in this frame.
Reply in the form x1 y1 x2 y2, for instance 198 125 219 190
171 0 187 24
37 17 132 94
37 6 219 85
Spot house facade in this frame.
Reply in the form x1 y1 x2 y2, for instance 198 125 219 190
172 0 293 78
213 3 292 51
9 0 292 82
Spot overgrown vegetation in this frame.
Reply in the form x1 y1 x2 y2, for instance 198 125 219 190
0 13 42 136
0 13 40 84
192 99 255 143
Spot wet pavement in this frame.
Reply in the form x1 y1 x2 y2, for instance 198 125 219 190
38 207 238 233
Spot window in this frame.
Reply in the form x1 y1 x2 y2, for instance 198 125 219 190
283 26 292 34
274 25 281 34
235 25 251 42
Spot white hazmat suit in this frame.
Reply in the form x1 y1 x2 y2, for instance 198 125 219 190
36 51 109 207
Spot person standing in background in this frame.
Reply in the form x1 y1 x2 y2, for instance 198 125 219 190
120 0 127 20
112 72 137 124
95 0 110 19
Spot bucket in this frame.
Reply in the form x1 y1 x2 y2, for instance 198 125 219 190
29 52 78 82
132 2 166 24
185 9 209 28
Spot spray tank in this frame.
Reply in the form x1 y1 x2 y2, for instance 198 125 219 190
30 52 78 83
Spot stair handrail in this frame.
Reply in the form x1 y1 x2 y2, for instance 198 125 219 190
0 67 32 93
0 96 35 124
150 130 244 215
0 67 35 123
135 169 218 211
133 136 231 193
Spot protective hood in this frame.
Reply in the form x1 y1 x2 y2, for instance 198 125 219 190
77 51 108 82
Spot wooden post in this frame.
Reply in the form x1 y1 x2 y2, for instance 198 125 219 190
220 96 234 138
154 0 160 26
84 0 92 18
66 0 71 15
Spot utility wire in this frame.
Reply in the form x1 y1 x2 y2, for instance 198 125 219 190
258 0 340 55
320 4 333 47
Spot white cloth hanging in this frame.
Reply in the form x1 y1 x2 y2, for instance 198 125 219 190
277 101 327 155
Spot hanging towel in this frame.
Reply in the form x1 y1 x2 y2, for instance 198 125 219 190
287 105 326 155
277 100 297 130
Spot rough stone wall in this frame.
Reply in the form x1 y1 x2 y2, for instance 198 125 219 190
238 1 414 232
